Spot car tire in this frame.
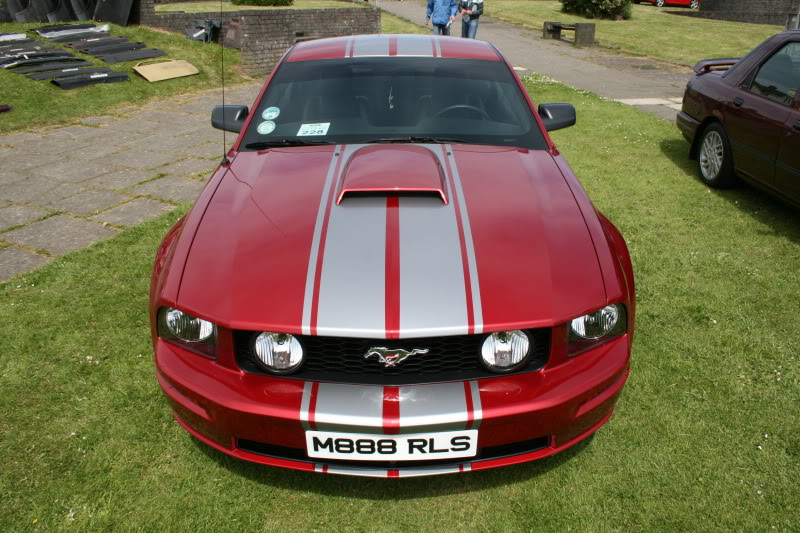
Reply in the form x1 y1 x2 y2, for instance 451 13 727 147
689 0 699 8
655 0 665 6
697 123 736 188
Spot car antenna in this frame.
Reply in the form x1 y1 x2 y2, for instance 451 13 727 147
220 0 229 166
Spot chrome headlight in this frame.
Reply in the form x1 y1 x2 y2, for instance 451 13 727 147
480 330 531 373
157 307 217 358
568 304 627 356
253 332 304 374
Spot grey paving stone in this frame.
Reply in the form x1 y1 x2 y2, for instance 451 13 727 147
0 132 43 146
170 102 216 115
85 169 155 190
86 127 150 145
0 177 85 204
127 109 193 123
45 125 107 141
92 198 175 226
183 142 225 160
0 246 51 283
123 134 205 155
103 118 159 134
47 189 129 215
27 138 75 155
0 169 32 187
157 157 216 177
64 142 127 161
36 158 123 182
3 214 117 255
0 205 49 230
2 152 52 172
131 175 205 204
105 150 183 170
79 115 117 126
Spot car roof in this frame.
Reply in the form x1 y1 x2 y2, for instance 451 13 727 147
286 34 502 63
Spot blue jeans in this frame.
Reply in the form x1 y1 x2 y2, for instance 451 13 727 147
431 23 450 36
462 17 479 38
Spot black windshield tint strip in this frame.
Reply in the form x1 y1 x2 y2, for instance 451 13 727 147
98 49 166 63
11 60 93 74
51 71 129 89
28 66 112 80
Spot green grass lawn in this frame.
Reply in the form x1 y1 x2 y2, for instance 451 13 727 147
381 11 430 34
485 0 781 65
2 78 799 532
0 22 247 135
156 0 367 13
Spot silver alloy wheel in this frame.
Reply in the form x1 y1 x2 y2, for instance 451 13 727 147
689 0 698 7
656 0 665 6
699 130 724 181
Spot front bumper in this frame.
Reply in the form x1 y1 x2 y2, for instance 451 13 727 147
155 335 631 478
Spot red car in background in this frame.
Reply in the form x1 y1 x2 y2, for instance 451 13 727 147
635 0 699 8
677 31 800 206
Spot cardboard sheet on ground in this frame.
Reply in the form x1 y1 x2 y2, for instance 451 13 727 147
133 59 199 82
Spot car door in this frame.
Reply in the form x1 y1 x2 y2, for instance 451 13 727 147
723 41 799 187
776 105 800 203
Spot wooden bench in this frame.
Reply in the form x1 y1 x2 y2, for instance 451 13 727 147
543 21 595 47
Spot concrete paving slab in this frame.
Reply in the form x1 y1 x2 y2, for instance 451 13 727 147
45 125 107 141
0 177 85 205
36 158 123 182
0 169 32 187
103 118 160 134
92 198 175 226
157 157 216 177
0 132 43 146
79 115 117 126
107 150 184 170
47 189 130 215
170 102 217 115
85 169 156 190
131 175 206 204
183 142 225 160
0 205 48 230
127 109 196 123
85 127 151 146
3 214 118 255
0 246 51 283
2 152 52 172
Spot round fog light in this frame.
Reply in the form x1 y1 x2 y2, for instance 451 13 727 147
253 332 304 374
481 330 530 373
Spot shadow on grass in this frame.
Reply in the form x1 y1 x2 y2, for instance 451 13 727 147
191 434 595 496
659 138 800 243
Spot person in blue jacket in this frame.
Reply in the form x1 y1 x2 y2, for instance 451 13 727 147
425 0 458 36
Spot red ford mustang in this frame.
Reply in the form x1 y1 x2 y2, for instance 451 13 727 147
150 35 635 478
634 0 699 8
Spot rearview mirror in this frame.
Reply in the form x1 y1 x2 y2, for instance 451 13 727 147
211 104 249 133
538 103 576 132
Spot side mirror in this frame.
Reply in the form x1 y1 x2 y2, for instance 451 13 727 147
538 103 576 132
211 104 249 133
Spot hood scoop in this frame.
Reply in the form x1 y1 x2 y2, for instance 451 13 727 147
336 145 448 204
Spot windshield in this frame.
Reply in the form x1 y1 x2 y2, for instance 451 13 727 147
240 57 547 150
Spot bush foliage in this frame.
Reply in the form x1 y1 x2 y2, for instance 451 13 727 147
231 0 294 6
560 0 632 20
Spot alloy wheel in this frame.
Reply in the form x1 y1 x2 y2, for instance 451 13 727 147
689 0 699 8
699 131 723 181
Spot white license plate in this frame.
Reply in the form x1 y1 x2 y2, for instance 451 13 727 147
306 429 478 461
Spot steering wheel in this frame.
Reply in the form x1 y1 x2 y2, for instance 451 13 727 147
432 104 490 120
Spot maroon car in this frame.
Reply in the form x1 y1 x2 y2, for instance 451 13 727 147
677 30 800 205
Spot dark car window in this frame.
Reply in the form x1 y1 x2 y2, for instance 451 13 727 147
748 41 800 106
722 36 774 78
240 57 547 151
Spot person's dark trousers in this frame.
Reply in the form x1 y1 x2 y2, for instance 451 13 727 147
461 17 479 38
432 23 450 35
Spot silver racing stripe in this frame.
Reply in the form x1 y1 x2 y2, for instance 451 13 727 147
344 37 353 57
446 147 483 334
301 147 342 336
397 382 470 433
299 381 314 430
398 195 468 338
313 383 385 433
396 35 435 57
352 34 390 57
469 380 483 429
433 37 442 58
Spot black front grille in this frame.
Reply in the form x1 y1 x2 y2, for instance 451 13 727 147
237 436 550 470
234 329 550 385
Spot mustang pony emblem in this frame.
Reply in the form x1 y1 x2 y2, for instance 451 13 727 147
364 347 430 368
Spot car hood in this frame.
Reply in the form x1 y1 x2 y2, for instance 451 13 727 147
178 144 606 338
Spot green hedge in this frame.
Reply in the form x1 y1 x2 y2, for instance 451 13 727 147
560 0 632 20
231 0 294 6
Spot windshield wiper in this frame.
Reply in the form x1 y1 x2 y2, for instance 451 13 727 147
365 136 471 144
244 139 335 149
